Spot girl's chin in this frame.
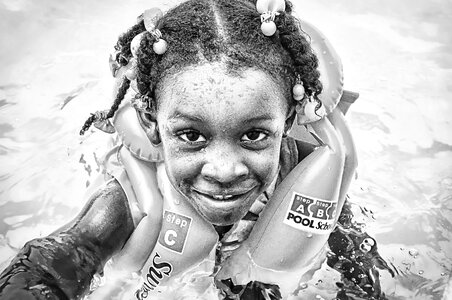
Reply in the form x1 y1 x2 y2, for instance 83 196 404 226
201 212 244 226
196 203 252 226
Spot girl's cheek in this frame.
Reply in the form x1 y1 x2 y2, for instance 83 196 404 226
161 132 183 158
164 144 201 178
249 147 281 181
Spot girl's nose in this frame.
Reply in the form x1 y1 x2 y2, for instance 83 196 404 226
201 153 249 184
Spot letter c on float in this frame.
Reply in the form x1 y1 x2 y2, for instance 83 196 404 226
164 230 177 246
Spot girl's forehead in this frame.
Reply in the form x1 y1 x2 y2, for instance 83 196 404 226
155 63 290 124
157 63 287 105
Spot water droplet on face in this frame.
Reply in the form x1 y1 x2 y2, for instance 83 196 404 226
418 270 424 275
441 272 447 276
306 233 313 238
299 282 308 290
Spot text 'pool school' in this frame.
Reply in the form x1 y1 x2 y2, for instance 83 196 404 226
284 192 337 234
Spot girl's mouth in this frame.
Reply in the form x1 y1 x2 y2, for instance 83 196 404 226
189 186 260 224
191 187 255 203
211 194 233 200
193 190 241 201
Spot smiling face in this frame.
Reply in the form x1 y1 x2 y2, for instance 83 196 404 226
152 63 291 225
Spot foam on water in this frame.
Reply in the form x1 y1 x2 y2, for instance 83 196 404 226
1 0 451 299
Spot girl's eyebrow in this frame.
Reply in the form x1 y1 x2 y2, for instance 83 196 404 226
168 111 205 122
243 115 274 124
168 111 274 124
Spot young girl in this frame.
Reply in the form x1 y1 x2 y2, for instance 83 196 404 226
0 0 380 299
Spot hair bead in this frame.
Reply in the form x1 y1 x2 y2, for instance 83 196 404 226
292 84 305 101
143 8 167 55
256 0 285 37
293 75 305 101
153 39 168 55
130 32 145 58
261 21 277 37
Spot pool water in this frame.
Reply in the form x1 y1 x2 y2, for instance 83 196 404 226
0 0 451 299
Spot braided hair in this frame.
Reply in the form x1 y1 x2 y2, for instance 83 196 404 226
80 0 322 135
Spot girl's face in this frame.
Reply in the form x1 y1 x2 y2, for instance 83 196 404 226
154 63 291 225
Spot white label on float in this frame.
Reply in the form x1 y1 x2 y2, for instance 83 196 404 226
283 192 337 234
158 210 192 254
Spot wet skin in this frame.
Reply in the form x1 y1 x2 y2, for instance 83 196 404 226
150 63 292 226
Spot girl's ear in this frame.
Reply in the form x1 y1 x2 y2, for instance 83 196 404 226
284 106 296 136
137 111 161 145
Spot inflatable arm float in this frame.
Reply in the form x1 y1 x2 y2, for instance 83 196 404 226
214 21 359 290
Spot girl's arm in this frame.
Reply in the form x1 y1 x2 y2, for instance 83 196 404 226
0 179 135 300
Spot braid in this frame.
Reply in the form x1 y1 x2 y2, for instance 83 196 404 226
107 76 131 118
136 32 158 97
79 114 96 136
116 22 146 66
276 4 323 97
79 20 144 136
79 77 130 135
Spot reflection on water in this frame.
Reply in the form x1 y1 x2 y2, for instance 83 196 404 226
0 0 451 299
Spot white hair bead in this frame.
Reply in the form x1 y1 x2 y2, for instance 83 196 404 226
130 32 145 58
261 21 277 37
153 39 168 55
293 83 305 100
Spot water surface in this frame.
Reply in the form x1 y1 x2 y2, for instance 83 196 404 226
0 0 451 299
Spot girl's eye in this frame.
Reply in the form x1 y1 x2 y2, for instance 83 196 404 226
178 131 207 143
241 131 267 142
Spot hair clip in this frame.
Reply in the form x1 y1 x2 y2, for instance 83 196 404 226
109 51 121 77
131 93 152 112
292 74 325 124
113 43 129 65
256 0 285 36
296 95 326 125
125 59 138 81
92 110 116 134
143 8 167 55
123 32 147 81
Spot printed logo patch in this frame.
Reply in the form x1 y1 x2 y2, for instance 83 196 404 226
158 210 192 253
137 252 173 299
283 192 337 234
